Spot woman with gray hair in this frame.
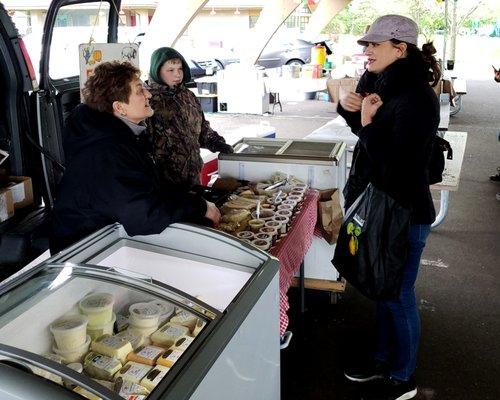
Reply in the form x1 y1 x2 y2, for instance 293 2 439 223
337 15 441 400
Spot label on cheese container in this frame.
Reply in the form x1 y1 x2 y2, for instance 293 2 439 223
96 334 128 349
87 353 120 370
140 366 170 391
115 377 150 396
137 345 164 359
173 336 194 352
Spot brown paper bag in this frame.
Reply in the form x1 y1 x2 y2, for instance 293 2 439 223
318 188 343 244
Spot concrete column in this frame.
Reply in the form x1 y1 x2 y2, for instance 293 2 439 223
303 0 352 39
243 0 301 65
137 10 149 29
139 0 208 73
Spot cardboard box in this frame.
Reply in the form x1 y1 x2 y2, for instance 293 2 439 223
6 176 34 210
326 77 359 103
0 188 14 222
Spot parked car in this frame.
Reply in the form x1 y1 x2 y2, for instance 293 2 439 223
192 38 332 70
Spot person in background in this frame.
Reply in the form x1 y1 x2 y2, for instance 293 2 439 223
146 47 233 190
337 15 440 400
50 61 220 253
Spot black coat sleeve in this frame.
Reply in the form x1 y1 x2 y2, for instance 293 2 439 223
93 144 207 237
337 102 362 134
356 96 435 186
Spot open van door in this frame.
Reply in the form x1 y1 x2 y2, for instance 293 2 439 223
37 0 121 207
0 0 121 276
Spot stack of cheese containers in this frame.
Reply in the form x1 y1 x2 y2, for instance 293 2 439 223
49 314 90 363
79 293 116 341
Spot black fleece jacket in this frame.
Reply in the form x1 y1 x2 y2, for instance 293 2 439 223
50 104 207 252
338 58 439 224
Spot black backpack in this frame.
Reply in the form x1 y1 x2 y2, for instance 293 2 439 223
429 136 453 185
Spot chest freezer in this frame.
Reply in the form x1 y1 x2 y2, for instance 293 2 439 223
0 223 280 400
218 138 347 190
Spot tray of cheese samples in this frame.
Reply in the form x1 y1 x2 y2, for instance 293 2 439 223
31 292 207 399
213 173 309 251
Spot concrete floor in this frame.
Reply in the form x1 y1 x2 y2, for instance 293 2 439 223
207 79 500 400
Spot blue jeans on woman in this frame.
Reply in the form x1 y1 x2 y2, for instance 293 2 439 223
375 224 431 381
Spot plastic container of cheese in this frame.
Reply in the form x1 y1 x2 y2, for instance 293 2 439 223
87 312 116 340
129 302 161 329
79 293 115 326
148 300 175 325
50 314 89 351
53 335 91 363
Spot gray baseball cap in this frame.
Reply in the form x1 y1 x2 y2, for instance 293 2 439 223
357 14 418 46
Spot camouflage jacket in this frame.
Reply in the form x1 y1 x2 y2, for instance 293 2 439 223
146 80 229 188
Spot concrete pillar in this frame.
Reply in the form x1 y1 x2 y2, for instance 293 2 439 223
303 0 352 39
243 0 302 65
137 10 150 29
139 0 208 73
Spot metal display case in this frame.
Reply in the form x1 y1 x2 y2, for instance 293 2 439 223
0 223 280 400
218 138 347 190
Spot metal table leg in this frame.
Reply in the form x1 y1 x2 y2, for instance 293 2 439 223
299 260 305 313
431 189 450 228
450 94 462 116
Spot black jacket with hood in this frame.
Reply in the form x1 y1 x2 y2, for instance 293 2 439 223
50 104 208 252
338 57 439 224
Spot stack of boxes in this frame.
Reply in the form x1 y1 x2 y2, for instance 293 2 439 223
0 175 34 223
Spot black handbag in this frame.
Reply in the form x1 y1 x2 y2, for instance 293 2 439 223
332 183 411 300
429 136 453 185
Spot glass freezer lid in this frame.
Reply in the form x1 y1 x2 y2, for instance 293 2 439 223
0 264 214 399
278 140 340 158
233 139 288 155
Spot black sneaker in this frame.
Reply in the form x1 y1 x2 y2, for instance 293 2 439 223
361 376 417 400
490 173 500 182
344 362 387 382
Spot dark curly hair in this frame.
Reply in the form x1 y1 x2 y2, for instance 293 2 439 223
82 61 141 113
391 39 442 87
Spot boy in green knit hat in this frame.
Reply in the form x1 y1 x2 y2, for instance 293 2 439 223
146 47 233 189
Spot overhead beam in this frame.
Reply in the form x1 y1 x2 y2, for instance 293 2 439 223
139 0 208 73
303 0 353 39
242 0 302 65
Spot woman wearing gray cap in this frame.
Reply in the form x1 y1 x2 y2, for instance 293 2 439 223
338 15 441 400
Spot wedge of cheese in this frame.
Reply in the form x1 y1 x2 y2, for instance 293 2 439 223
151 323 189 348
170 311 197 332
127 345 165 366
192 319 206 337
156 349 184 368
114 361 152 384
83 352 122 381
140 365 170 391
91 334 133 364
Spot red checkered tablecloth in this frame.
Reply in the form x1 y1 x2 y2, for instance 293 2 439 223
269 189 319 337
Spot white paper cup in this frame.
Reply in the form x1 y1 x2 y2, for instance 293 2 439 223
277 209 293 219
273 215 290 234
236 231 254 240
251 209 275 221
277 204 293 212
254 232 273 243
252 239 271 251
50 314 89 351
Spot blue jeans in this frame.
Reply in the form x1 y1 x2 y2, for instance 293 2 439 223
375 224 431 381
